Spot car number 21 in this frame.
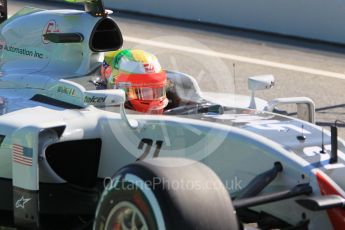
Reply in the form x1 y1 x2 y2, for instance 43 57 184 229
137 138 163 160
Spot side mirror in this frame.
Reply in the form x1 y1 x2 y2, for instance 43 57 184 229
84 89 125 107
248 75 275 109
248 75 275 91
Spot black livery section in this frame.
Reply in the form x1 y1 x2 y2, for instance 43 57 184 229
31 94 84 109
43 33 84 43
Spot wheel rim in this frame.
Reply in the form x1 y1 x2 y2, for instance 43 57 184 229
105 201 149 230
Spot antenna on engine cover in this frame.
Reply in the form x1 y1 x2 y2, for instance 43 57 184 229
297 124 306 143
320 128 326 154
330 124 338 164
329 120 343 164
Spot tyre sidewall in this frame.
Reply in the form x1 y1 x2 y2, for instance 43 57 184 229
94 178 158 230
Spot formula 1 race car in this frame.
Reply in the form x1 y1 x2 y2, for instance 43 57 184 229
1 1 345 229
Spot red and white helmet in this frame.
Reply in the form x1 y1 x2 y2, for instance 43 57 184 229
113 49 168 114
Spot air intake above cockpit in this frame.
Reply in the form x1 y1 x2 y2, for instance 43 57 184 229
89 17 123 52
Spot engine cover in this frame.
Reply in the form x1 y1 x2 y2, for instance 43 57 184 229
0 8 123 76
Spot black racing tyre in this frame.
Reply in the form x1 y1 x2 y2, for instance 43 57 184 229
94 157 238 230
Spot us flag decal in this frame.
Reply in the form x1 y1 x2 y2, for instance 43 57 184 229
12 144 33 166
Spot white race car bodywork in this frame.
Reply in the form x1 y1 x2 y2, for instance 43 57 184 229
0 84 343 229
0 1 344 229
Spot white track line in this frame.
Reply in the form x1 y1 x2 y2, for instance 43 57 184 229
125 36 345 80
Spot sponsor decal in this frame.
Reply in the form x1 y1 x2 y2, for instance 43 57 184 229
84 96 107 104
57 85 76 96
144 63 155 73
42 20 60 44
0 41 44 59
15 196 31 209
12 144 33 166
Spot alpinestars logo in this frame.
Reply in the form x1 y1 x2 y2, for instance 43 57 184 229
15 196 31 209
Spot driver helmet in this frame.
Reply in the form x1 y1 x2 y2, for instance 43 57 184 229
100 50 121 88
111 49 168 114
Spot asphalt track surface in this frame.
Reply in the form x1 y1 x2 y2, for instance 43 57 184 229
7 1 345 129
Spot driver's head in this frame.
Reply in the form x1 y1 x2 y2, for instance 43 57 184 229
110 49 168 114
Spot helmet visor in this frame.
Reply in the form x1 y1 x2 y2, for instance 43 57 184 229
127 87 166 100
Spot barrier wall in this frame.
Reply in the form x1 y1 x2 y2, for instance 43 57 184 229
105 0 345 45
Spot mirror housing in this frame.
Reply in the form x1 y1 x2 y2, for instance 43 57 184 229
248 75 275 109
248 75 275 91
